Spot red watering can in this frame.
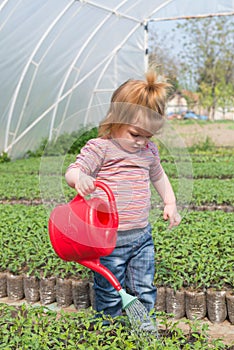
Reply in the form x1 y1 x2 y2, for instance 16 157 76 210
49 181 128 294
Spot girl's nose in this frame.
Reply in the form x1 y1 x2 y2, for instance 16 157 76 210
136 136 147 146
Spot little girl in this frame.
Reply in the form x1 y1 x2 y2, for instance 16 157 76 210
65 71 181 318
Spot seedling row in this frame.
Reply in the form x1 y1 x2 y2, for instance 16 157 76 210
0 204 233 291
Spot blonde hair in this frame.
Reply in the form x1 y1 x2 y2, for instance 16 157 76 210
98 71 170 137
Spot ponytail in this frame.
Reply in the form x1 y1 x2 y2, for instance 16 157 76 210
98 71 170 137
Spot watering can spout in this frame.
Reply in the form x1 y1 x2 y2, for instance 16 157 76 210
118 289 137 310
77 258 122 292
77 259 137 310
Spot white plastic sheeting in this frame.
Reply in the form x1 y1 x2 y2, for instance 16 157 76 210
0 0 233 158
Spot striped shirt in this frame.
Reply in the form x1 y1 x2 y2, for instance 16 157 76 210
67 138 163 230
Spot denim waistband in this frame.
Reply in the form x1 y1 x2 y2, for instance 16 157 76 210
116 223 151 246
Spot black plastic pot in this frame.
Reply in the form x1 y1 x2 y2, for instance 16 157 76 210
7 273 24 300
166 287 185 319
155 286 166 312
206 288 227 323
185 289 206 320
72 280 90 310
23 275 40 303
56 278 73 307
39 276 56 305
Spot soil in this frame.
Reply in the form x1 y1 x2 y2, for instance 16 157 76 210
171 318 234 347
172 120 234 148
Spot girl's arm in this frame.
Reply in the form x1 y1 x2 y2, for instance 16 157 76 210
65 139 106 197
152 170 181 228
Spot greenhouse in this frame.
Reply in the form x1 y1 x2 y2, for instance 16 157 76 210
0 0 234 158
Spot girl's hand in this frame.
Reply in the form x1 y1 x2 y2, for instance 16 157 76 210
163 203 181 229
74 170 96 197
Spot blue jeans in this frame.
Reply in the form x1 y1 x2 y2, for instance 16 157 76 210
93 224 156 317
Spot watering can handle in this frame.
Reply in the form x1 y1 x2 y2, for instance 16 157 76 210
94 181 118 228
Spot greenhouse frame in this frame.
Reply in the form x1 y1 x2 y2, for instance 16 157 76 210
0 0 233 158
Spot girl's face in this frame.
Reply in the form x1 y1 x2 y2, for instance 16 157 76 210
112 124 153 153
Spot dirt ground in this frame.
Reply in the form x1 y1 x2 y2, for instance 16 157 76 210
173 318 234 346
172 120 234 148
